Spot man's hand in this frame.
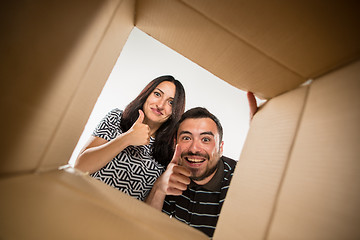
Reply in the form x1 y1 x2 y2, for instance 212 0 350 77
158 145 191 195
145 145 191 210
247 92 258 120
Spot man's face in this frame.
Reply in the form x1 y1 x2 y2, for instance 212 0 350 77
176 118 224 184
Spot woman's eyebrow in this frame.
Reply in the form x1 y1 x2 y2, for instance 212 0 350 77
155 88 164 94
157 88 174 99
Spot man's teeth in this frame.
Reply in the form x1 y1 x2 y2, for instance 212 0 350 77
187 158 204 163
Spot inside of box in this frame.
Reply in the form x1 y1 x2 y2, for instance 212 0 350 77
1 0 359 239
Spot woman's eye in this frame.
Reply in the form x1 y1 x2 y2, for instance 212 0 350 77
154 92 161 97
182 136 190 141
168 100 173 105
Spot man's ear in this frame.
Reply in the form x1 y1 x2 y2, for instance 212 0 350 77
219 141 224 156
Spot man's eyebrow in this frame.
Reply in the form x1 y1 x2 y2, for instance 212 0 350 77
179 131 214 136
179 130 192 135
200 131 214 137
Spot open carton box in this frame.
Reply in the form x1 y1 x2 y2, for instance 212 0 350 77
1 0 359 239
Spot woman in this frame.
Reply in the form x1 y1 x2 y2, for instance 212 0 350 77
74 75 186 201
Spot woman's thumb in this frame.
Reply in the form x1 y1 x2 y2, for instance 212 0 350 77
135 109 145 124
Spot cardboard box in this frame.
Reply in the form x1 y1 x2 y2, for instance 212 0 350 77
0 0 359 239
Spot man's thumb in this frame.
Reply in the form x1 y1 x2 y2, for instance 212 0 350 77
135 109 145 124
247 92 258 120
171 144 181 165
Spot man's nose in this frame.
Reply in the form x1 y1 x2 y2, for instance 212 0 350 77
188 139 201 152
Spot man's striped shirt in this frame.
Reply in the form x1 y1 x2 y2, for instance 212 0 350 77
162 156 237 238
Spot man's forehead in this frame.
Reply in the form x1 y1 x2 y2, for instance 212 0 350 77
178 118 218 135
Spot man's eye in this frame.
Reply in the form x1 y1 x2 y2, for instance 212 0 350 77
202 137 211 142
182 136 191 141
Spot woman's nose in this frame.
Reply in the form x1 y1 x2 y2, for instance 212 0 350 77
156 99 166 109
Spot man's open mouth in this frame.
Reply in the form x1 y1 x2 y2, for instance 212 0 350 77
185 157 205 164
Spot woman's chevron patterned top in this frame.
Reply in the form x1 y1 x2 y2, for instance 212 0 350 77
90 108 165 201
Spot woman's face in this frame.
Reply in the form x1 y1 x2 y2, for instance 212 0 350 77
143 81 176 127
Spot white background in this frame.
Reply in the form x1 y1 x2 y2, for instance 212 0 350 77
68 28 253 166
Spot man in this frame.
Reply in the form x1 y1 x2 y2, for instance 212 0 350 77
146 93 258 238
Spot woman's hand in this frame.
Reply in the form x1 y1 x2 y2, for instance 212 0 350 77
124 110 151 146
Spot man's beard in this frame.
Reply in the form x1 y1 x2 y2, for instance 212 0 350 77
181 151 220 181
190 163 218 181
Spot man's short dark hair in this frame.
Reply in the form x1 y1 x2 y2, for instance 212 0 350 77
176 107 223 143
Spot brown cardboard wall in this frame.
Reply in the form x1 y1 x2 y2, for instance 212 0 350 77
183 0 360 78
214 60 360 239
0 0 135 175
135 0 304 99
267 60 360 240
38 0 135 172
0 169 208 239
214 85 309 239
136 0 360 99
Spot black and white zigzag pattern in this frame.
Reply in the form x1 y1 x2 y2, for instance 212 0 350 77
90 109 165 201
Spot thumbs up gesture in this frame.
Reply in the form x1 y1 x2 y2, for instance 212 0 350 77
126 109 151 146
144 145 191 209
158 145 191 195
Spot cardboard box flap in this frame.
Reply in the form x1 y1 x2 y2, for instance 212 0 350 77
136 0 360 99
214 85 309 239
268 60 360 240
0 168 208 239
183 0 360 78
136 0 304 99
0 0 134 175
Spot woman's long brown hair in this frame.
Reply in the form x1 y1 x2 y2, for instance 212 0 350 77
120 75 185 166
